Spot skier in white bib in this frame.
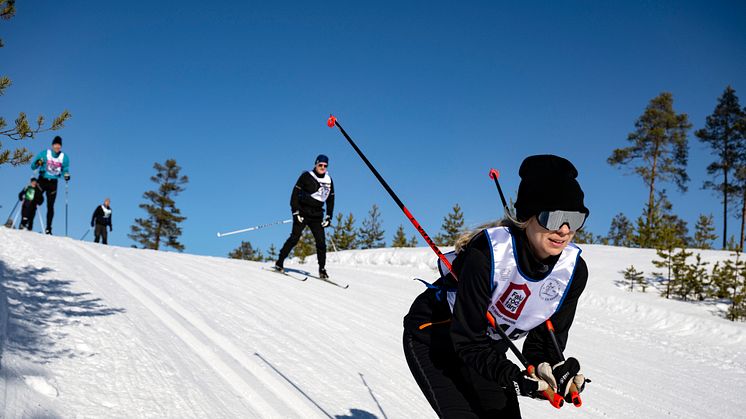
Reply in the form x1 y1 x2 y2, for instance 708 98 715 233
90 198 113 244
31 136 70 235
403 155 589 418
275 154 335 279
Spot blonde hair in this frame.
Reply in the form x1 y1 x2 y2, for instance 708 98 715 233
453 215 529 253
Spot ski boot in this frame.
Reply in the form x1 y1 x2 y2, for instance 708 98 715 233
319 268 329 279
45 228 52 235
272 262 284 272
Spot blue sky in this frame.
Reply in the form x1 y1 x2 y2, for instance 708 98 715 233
1 1 745 257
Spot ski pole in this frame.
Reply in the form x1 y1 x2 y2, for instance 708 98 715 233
327 115 563 409
489 168 512 216
65 180 69 237
37 207 46 233
217 218 292 238
545 320 582 407
80 228 91 241
11 203 22 228
4 200 20 227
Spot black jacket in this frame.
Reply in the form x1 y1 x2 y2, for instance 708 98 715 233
18 185 44 207
91 205 113 227
403 226 588 387
289 170 335 220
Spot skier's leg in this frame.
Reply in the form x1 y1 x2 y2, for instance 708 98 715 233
43 179 58 233
94 224 102 243
27 207 36 231
308 220 327 270
20 204 31 229
277 219 306 266
102 226 108 245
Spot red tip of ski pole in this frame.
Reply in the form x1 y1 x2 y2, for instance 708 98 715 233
571 391 582 407
489 168 500 180
546 319 555 332
327 115 337 128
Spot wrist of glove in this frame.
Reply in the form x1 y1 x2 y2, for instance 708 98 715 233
64 173 70 181
512 370 550 399
293 211 304 223
321 215 332 228
536 357 585 401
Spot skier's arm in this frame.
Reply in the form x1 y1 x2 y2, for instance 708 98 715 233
290 174 305 213
91 207 101 227
31 151 46 170
325 178 335 217
62 154 70 175
450 232 522 386
18 188 25 201
522 258 588 367
35 187 44 205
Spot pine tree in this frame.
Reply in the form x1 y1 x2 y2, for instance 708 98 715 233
622 265 645 292
392 224 411 247
264 243 278 262
358 204 385 249
727 254 746 321
695 86 746 249
675 254 708 302
693 214 718 249
330 213 358 250
292 227 316 263
607 213 635 247
435 204 465 246
0 1 71 166
228 241 264 261
654 247 692 299
608 92 691 240
634 191 688 249
128 159 188 251
408 234 419 247
572 229 596 244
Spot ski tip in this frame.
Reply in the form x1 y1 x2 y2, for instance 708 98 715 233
327 115 337 128
489 168 500 180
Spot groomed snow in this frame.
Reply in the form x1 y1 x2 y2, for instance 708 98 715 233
1 228 745 418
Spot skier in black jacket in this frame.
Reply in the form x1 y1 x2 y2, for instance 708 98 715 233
18 177 44 231
90 198 113 244
403 155 589 418
275 154 335 278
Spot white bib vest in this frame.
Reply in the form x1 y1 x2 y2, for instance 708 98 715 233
46 150 65 177
101 205 112 219
443 227 581 342
308 171 332 203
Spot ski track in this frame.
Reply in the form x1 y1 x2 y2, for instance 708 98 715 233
2 230 746 418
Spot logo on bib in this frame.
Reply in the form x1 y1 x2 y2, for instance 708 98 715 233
540 278 561 301
496 282 531 320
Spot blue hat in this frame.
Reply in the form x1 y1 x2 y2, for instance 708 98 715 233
315 154 329 165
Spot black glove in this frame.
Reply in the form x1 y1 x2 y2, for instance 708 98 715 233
536 357 584 400
91 223 94 228
109 226 113 232
321 215 332 228
293 211 304 223
511 370 550 399
64 173 70 181
36 159 44 168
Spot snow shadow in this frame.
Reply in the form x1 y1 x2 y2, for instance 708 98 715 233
254 353 380 419
0 260 125 363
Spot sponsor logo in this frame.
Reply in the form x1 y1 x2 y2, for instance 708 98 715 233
496 282 531 320
540 278 561 301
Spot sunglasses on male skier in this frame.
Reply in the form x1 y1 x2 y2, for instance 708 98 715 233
536 210 587 232
317 163 328 168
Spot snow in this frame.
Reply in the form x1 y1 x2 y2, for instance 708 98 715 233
1 228 745 418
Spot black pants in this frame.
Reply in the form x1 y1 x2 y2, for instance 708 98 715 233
403 330 521 419
277 217 326 269
38 177 58 232
20 202 37 231
94 224 109 244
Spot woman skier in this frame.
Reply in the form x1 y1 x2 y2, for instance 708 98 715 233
403 155 589 418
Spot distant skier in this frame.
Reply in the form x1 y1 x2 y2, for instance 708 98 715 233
31 136 70 234
403 155 589 418
17 177 44 231
90 198 113 244
274 154 335 279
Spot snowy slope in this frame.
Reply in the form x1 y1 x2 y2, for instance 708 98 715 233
1 228 745 418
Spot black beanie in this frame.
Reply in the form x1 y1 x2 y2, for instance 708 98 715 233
315 154 329 165
514 155 589 221
52 136 62 146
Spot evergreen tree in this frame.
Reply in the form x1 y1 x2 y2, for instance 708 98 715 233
392 224 411 247
228 241 264 261
435 204 465 246
358 204 385 249
622 265 645 292
264 243 278 262
693 214 718 249
608 92 691 240
634 191 688 249
695 86 746 249
675 254 708 302
727 235 741 251
607 213 635 247
330 213 358 250
653 247 692 299
408 234 419 247
292 227 316 263
129 159 188 251
572 228 596 244
0 1 71 166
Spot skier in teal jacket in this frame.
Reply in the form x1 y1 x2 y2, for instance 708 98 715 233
31 136 70 234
